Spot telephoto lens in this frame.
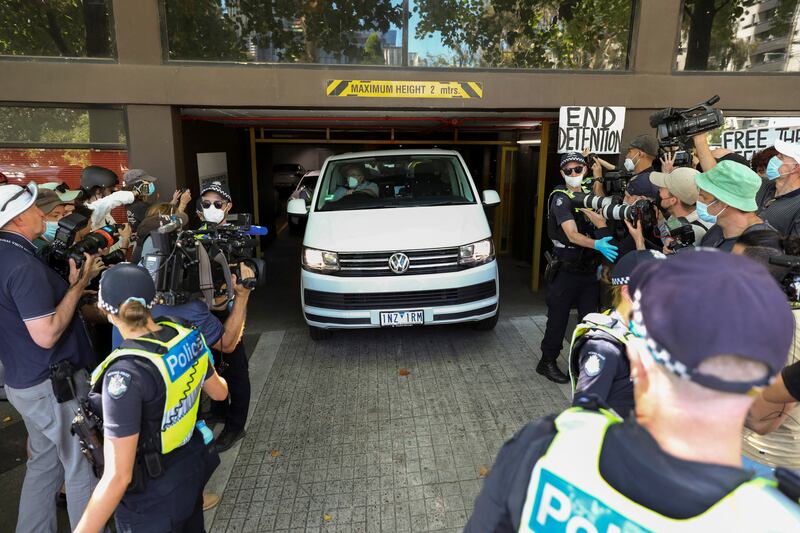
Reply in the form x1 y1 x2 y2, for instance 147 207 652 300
68 225 120 268
570 192 615 211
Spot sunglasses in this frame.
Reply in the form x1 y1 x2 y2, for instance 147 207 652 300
562 165 585 175
201 200 226 209
1 187 31 212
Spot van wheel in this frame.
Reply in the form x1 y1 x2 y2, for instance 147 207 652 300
309 325 332 341
472 309 499 331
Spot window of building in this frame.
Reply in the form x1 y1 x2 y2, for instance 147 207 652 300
162 0 634 70
0 105 128 221
0 0 115 59
676 0 800 72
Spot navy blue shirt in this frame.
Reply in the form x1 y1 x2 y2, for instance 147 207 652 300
0 230 94 388
572 337 634 417
465 405 752 531
110 299 223 350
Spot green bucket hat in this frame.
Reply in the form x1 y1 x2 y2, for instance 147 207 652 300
695 160 761 212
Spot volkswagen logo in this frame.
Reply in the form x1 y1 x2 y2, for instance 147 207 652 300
388 252 410 274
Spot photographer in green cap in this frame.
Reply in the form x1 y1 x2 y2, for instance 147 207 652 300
696 160 777 251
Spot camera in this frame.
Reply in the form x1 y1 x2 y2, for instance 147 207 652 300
142 213 266 306
657 149 693 170
571 192 658 229
649 95 724 149
667 224 696 252
43 207 124 278
769 254 800 306
600 170 632 197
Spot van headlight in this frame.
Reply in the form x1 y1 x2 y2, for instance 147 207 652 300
302 247 340 273
458 239 495 266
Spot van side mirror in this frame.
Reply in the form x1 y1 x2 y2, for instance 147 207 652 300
287 198 309 216
482 190 501 207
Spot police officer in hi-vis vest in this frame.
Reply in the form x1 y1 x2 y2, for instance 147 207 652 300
466 251 800 532
539 152 618 384
74 263 229 533
568 249 665 417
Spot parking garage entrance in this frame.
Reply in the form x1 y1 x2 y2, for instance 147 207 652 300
179 110 561 290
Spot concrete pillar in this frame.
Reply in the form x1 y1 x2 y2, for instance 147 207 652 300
112 0 163 65
126 105 184 193
630 0 681 74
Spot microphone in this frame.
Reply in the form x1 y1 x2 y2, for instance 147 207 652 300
245 225 268 236
157 216 184 234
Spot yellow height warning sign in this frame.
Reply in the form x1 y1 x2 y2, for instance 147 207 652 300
326 80 483 99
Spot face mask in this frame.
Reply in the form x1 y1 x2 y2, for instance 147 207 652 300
146 182 156 196
564 175 583 188
203 206 226 224
623 156 637 172
43 221 58 241
347 176 360 189
696 199 721 224
766 156 794 180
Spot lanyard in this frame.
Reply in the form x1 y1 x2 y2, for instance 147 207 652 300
0 235 34 256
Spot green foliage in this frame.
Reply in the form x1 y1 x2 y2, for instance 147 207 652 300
363 32 385 65
412 0 633 69
0 106 125 145
0 0 113 57
165 0 247 60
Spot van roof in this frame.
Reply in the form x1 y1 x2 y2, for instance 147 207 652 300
326 149 460 161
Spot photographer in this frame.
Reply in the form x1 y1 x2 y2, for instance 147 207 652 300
621 134 660 200
648 167 711 251
692 132 750 173
0 183 105 532
124 169 192 232
196 182 253 451
33 188 76 251
697 161 776 251
538 153 616 384
732 234 800 479
755 140 800 237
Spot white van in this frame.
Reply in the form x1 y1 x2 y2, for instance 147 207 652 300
288 149 500 340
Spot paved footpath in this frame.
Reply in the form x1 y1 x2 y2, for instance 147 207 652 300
207 317 570 533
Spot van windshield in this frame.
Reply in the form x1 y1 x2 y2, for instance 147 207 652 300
315 154 477 212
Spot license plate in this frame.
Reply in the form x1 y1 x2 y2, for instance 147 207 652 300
380 310 424 327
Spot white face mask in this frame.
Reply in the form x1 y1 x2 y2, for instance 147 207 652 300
624 153 639 172
563 174 583 188
203 206 226 224
347 176 360 189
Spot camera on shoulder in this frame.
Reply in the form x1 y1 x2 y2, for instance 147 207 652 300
649 95 724 149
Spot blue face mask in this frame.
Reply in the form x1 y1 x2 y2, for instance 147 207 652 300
696 199 721 224
147 182 156 196
43 221 58 242
766 156 786 180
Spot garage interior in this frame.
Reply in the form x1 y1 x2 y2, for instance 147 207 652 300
179 109 566 292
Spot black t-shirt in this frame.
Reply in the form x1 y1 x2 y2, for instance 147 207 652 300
465 407 753 532
756 181 800 237
700 222 776 252
573 337 634 417
781 361 800 401
127 200 151 232
94 325 214 445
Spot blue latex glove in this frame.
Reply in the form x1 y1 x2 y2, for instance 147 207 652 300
594 236 619 262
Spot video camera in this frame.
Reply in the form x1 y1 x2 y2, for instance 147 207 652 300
142 213 266 306
599 170 633 197
43 206 125 279
769 254 800 307
667 224 696 252
649 95 724 149
571 192 658 229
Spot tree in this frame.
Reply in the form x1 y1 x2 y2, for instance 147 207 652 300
165 0 247 61
0 0 113 57
363 32 385 65
412 0 633 69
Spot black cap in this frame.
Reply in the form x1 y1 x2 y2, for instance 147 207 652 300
200 181 231 202
716 152 750 168
610 250 666 286
98 263 156 315
625 173 660 200
627 134 658 158
80 166 118 191
559 152 586 168
629 250 793 394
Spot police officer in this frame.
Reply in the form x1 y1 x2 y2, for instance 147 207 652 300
466 251 800 532
74 263 228 532
539 153 618 383
568 250 665 416
622 134 660 198
0 183 104 533
197 181 252 452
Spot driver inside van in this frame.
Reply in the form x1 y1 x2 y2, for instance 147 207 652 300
332 163 379 200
